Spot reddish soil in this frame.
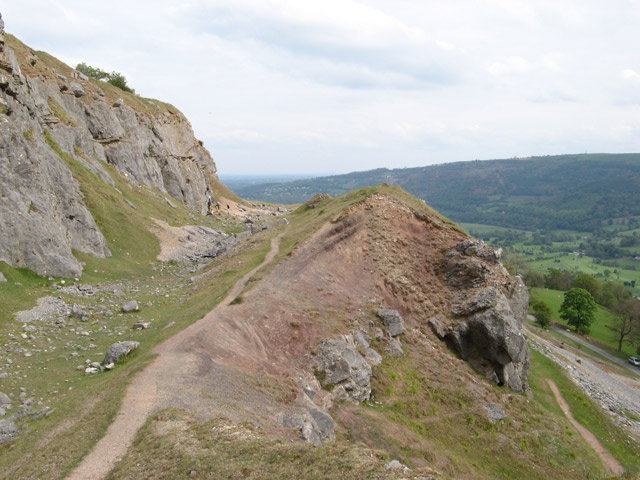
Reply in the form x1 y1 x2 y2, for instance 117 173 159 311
68 193 473 479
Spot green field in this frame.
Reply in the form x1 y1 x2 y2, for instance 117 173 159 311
529 288 635 357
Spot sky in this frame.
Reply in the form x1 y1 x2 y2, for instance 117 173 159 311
2 1 640 175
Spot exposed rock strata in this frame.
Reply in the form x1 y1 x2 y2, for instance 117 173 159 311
0 13 218 276
439 239 530 392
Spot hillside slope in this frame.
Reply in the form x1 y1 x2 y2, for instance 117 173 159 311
0 13 218 277
232 154 640 232
68 186 638 480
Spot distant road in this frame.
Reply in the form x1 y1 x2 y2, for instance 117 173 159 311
527 314 640 377
551 324 640 377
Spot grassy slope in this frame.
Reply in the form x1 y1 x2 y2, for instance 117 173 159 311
529 350 640 473
0 132 276 479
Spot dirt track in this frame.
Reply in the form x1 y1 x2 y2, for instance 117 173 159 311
66 233 284 480
546 379 624 476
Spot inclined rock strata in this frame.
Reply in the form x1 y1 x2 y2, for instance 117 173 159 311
438 239 530 392
0 12 218 277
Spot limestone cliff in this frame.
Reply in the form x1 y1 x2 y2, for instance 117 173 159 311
0 13 218 277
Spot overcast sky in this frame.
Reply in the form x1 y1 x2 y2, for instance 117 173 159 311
3 1 640 175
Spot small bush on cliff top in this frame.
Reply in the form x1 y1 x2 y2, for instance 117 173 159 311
76 62 133 92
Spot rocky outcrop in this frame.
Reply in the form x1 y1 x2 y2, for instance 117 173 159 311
103 341 140 365
437 239 530 392
0 13 218 277
314 335 372 404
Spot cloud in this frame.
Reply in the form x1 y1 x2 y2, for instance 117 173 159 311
172 0 461 88
2 1 639 175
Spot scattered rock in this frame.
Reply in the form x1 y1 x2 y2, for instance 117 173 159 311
485 403 508 423
112 97 123 107
384 338 404 357
84 367 99 376
15 296 69 323
121 300 139 313
69 303 84 319
0 272 6 282
364 348 382 366
377 309 405 337
0 418 18 444
385 459 408 471
69 82 84 97
132 322 150 330
104 341 140 365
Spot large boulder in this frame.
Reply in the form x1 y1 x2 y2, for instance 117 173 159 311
377 309 405 337
103 341 140 365
0 418 17 444
314 335 372 403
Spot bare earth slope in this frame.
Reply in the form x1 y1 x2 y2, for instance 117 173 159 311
69 188 539 479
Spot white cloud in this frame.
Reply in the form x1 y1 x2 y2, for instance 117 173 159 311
1 1 639 174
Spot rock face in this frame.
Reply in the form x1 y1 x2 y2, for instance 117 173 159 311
439 239 530 392
0 14 218 277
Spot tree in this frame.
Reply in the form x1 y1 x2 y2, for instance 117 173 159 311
76 62 109 79
572 273 602 303
75 62 133 92
612 298 640 352
559 288 597 334
599 281 630 309
523 270 545 288
545 268 572 291
107 71 133 92
531 300 552 328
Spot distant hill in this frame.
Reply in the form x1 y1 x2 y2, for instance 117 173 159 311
233 154 640 232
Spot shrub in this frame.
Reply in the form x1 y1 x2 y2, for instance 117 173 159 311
531 300 552 328
76 62 134 92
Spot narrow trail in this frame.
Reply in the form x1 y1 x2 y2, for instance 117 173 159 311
546 379 624 477
67 232 284 480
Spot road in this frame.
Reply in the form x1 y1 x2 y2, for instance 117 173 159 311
527 314 640 377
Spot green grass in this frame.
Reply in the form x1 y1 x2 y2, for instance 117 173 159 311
530 288 635 357
359 351 611 480
106 410 405 480
528 350 640 474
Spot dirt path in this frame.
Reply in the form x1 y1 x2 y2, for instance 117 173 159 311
546 379 624 477
66 232 284 480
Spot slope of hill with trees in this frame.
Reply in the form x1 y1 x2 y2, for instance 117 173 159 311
234 154 640 232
